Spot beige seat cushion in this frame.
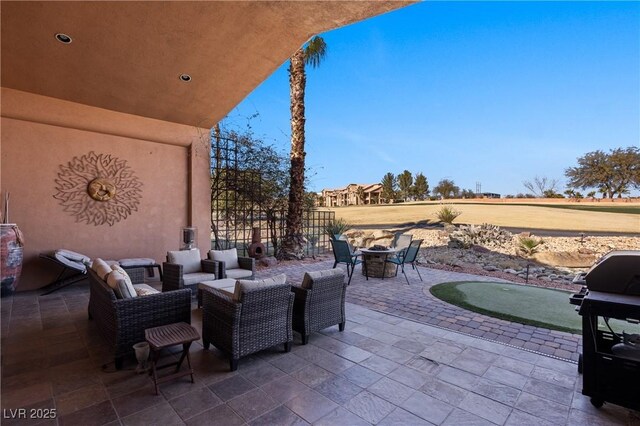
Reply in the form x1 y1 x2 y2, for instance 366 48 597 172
107 266 136 299
182 272 217 286
56 249 90 263
209 248 239 270
168 249 201 274
301 269 344 289
225 269 253 280
198 279 236 298
233 273 287 302
198 278 236 290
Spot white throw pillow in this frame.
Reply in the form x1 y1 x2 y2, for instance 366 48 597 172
233 273 287 302
301 269 344 289
107 266 137 299
168 249 201 274
209 248 240 270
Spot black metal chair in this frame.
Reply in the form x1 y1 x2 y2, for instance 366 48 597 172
385 239 423 285
330 239 362 285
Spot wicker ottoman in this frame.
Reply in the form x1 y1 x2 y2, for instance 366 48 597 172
197 278 236 308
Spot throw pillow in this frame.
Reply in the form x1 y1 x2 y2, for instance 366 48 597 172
106 267 137 299
233 273 287 302
301 269 345 289
133 284 160 296
91 258 112 280
209 248 240 270
167 249 201 274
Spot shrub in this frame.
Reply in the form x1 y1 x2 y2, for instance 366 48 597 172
436 205 461 224
448 223 512 249
517 236 544 256
323 218 351 238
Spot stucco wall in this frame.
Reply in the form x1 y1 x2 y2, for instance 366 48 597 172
1 89 211 291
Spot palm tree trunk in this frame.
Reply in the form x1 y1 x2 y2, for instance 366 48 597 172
278 48 306 260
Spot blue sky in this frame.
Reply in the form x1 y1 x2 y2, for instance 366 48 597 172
224 1 639 196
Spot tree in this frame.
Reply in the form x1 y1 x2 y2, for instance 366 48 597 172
433 179 459 199
381 172 397 203
356 186 366 205
397 170 413 201
461 189 475 199
279 36 327 260
412 173 429 200
543 189 563 198
210 126 290 254
565 147 640 198
522 176 559 198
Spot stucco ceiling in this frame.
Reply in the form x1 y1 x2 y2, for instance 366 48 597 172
1 1 413 129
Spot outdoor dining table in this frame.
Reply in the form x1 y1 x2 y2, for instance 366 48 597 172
360 247 399 279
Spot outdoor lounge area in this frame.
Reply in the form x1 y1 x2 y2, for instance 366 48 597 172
2 1 639 425
1 261 637 425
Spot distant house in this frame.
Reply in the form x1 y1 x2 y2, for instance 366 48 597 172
481 192 501 199
321 183 382 206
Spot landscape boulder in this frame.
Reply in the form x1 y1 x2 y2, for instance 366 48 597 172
258 256 278 267
532 251 597 268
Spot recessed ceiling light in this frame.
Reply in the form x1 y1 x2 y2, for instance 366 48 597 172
55 33 72 44
179 74 192 82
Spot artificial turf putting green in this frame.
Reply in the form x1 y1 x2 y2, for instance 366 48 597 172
429 281 582 334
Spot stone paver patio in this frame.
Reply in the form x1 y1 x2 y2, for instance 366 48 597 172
1 260 637 425
263 258 581 362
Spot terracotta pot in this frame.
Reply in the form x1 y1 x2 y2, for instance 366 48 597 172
1 224 24 297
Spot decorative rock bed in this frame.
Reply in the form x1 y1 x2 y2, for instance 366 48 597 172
343 226 639 290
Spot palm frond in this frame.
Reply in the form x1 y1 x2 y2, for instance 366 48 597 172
304 36 327 68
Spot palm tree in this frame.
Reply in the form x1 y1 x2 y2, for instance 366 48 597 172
278 36 327 260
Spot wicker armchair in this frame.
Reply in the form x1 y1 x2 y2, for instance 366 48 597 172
162 249 218 293
208 248 255 280
292 269 347 344
87 268 191 369
202 276 293 371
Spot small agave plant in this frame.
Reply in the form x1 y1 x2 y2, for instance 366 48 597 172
518 236 544 256
324 218 352 239
436 205 461 225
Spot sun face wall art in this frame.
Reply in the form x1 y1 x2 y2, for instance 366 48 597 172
54 152 143 226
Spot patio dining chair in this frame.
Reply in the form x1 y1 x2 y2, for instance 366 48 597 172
330 239 362 285
390 233 412 254
385 239 423 285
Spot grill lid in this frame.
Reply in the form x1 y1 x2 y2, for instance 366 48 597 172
585 250 640 296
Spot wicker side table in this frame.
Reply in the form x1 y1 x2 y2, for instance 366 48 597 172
145 322 200 395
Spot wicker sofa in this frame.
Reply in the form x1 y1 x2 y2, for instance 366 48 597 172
87 268 192 369
291 269 347 344
201 274 293 371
